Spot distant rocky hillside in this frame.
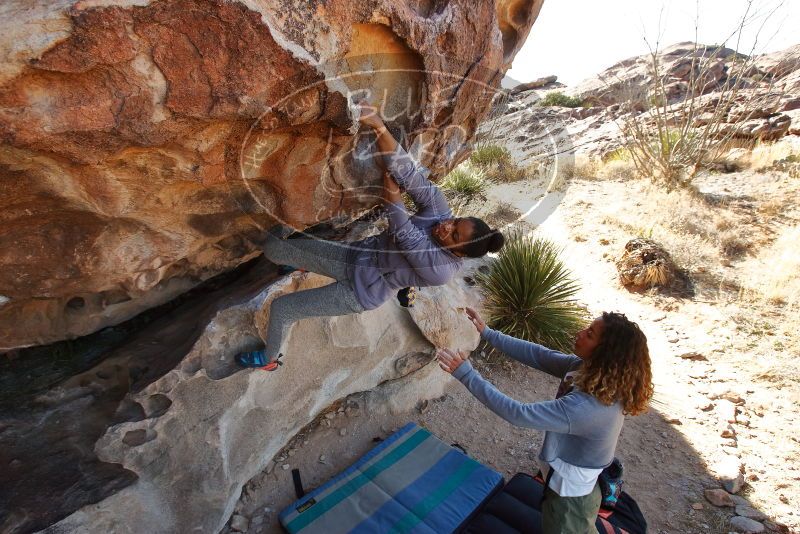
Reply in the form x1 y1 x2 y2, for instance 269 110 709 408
492 43 799 162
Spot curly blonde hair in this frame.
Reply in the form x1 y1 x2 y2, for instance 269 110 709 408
575 312 653 415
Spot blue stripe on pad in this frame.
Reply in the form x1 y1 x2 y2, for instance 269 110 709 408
407 463 503 534
348 449 468 534
279 422 418 524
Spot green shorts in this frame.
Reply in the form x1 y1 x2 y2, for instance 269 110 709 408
541 482 601 534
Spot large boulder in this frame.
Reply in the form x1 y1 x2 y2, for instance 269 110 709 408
755 44 800 81
0 0 543 350
41 265 483 533
570 42 746 107
508 74 560 95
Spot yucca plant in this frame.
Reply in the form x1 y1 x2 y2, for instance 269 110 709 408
470 144 512 167
440 165 488 199
476 231 586 352
469 144 527 183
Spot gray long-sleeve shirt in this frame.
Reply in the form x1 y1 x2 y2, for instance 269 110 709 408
346 145 462 310
452 327 624 469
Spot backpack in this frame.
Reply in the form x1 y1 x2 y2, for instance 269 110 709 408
598 457 624 509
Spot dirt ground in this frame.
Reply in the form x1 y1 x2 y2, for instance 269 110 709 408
226 154 800 534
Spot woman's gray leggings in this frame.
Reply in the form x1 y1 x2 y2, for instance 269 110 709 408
261 227 365 358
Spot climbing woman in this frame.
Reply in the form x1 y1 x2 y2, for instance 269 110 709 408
235 103 505 370
437 308 653 534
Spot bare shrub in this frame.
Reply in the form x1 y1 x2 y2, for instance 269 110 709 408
719 231 753 258
619 2 782 191
484 202 522 228
538 92 584 108
597 159 638 181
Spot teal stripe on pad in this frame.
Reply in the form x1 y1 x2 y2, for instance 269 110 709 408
388 458 481 534
286 428 431 532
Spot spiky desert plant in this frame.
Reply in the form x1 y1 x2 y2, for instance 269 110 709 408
476 231 586 352
469 144 527 183
469 144 512 167
440 165 488 199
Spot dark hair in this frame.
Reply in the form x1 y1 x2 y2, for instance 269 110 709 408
460 217 505 258
575 312 653 415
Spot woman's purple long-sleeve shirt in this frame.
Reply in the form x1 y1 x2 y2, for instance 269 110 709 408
346 145 462 310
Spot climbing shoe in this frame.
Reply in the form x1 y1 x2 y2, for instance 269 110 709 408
235 350 283 371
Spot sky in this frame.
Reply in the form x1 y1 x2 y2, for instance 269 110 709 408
505 0 800 87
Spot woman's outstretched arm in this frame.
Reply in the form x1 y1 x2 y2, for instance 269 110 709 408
437 349 574 432
359 102 450 218
465 307 580 379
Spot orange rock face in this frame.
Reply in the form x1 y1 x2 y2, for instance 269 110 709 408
0 0 542 349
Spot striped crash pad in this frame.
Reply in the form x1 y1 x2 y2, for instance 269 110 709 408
279 422 504 534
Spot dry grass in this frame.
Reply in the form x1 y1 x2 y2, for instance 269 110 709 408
568 154 640 183
535 155 581 192
483 201 522 228
739 225 800 310
719 231 753 258
597 156 799 315
602 182 749 285
469 144 529 183
571 156 601 179
625 220 717 276
757 198 786 218
597 159 638 181
750 139 800 171
470 144 512 167
489 163 528 183
643 262 671 287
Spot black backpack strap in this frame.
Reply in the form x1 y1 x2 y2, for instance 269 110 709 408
291 468 305 499
539 465 556 506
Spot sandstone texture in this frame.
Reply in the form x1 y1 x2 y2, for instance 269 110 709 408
0 0 543 350
42 263 484 533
